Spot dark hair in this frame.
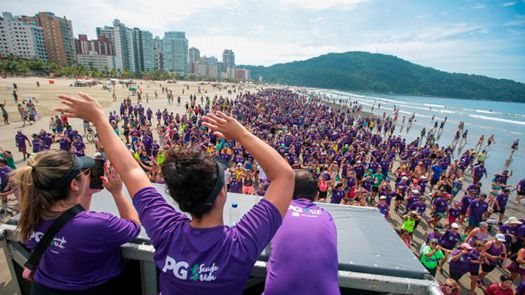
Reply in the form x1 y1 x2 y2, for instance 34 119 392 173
292 169 317 201
500 275 512 282
161 147 217 219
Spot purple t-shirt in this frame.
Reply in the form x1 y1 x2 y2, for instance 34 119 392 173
449 250 472 274
132 187 282 295
469 200 488 221
331 189 345 204
25 211 140 290
496 193 509 209
439 230 461 250
265 199 339 295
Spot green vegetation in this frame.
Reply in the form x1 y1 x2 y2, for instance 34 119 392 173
242 52 525 102
0 55 188 81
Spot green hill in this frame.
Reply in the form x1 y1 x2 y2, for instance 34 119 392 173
241 52 525 102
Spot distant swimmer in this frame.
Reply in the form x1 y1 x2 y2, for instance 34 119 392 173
458 121 464 131
476 135 485 151
439 120 445 132
486 134 495 150
511 139 519 155
460 130 468 145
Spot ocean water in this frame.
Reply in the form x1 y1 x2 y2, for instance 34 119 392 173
316 89 525 188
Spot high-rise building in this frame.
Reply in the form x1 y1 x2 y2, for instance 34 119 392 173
111 19 135 72
153 36 163 71
189 47 200 73
163 31 188 75
75 34 113 56
96 26 114 44
0 12 47 61
133 28 154 72
189 47 200 65
34 12 75 66
74 33 114 71
76 53 114 72
222 49 235 69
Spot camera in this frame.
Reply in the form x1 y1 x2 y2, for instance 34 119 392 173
90 152 106 189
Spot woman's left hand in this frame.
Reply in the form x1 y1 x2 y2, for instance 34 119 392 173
101 164 123 194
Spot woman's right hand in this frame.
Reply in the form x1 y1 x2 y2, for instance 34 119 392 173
202 111 249 141
55 92 104 123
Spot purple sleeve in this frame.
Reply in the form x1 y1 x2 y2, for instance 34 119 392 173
91 212 141 247
233 199 282 261
132 187 189 247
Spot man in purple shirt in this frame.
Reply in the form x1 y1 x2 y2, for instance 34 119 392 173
265 170 339 295
467 194 489 232
15 130 31 160
494 189 511 225
472 162 487 184
448 243 473 281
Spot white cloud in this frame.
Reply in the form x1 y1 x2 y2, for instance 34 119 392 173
503 2 517 6
2 0 241 37
190 35 340 65
282 0 367 10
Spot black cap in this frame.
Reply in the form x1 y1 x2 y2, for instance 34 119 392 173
53 155 96 188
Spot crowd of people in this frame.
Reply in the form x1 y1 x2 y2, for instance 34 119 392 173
1 86 524 294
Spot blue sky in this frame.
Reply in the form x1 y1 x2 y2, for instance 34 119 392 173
3 0 525 82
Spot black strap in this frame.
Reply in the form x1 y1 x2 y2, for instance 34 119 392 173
24 204 84 271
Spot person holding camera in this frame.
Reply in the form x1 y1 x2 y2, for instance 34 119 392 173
13 150 140 294
56 92 295 295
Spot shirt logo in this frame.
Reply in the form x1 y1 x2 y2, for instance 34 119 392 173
162 256 219 282
289 205 321 217
31 231 67 250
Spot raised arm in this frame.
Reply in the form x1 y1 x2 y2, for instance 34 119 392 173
202 111 294 217
102 164 140 224
56 92 151 198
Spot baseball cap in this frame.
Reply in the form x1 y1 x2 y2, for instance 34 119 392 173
451 223 460 229
460 243 472 250
54 155 96 188
495 233 506 242
379 195 387 200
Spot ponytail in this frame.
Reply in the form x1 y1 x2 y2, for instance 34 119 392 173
13 166 38 241
12 150 74 241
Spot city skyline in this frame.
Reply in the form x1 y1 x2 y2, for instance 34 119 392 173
1 0 525 82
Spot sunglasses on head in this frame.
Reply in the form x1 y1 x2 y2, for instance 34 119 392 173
77 168 91 177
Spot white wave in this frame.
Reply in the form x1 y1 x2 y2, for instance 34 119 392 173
509 131 524 135
424 103 446 108
468 114 525 126
475 110 494 114
438 110 455 114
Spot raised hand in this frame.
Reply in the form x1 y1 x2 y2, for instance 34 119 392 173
101 164 123 195
202 111 249 141
55 92 105 123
